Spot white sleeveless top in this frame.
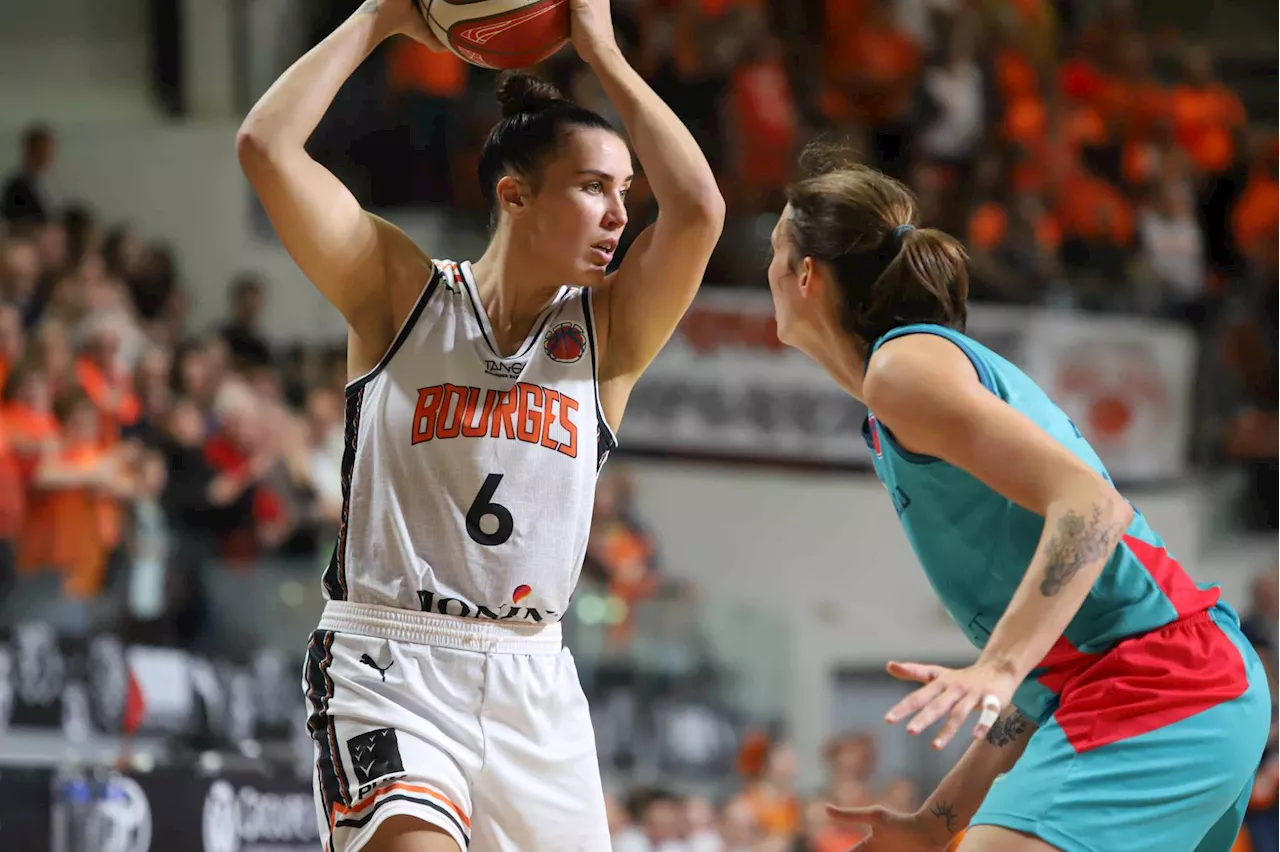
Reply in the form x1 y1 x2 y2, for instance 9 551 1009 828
323 260 617 623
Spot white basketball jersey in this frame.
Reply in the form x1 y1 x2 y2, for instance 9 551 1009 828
323 260 617 623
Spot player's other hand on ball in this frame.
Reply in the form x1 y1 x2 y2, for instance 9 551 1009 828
362 0 445 51
827 804 949 852
569 0 619 63
882 659 1020 750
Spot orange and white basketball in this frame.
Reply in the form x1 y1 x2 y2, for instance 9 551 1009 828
420 0 570 69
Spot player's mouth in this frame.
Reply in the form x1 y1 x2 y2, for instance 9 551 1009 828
589 241 616 266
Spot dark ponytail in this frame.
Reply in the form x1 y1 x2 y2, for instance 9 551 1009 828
783 147 968 352
478 72 618 229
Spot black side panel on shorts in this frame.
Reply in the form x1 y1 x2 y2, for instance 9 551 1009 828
305 629 348 845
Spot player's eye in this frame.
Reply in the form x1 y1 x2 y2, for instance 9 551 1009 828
584 181 604 194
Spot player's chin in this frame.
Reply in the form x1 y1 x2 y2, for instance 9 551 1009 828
573 260 611 288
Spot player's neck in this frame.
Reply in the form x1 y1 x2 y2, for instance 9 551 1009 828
471 236 565 346
797 321 867 402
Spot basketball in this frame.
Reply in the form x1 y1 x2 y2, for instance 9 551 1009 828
422 0 571 70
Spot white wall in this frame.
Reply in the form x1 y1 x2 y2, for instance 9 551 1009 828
622 459 1260 787
0 0 154 123
0 124 459 341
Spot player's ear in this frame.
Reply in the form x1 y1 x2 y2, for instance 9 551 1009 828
798 256 817 298
496 175 527 218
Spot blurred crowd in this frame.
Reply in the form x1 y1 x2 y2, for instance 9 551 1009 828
0 127 353 641
606 732 916 852
318 0 1277 312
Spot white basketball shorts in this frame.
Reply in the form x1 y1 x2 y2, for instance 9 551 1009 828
302 601 611 852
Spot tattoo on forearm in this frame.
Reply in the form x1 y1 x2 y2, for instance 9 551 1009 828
1039 503 1121 597
356 0 379 16
929 802 959 835
985 708 1030 747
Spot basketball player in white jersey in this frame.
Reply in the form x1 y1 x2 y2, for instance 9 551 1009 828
236 0 722 850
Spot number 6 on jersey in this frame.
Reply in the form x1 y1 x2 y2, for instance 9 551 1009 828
467 473 514 546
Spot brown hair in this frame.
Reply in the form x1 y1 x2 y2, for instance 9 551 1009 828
783 145 968 353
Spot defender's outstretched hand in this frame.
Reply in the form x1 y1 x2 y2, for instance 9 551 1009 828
883 660 1021 750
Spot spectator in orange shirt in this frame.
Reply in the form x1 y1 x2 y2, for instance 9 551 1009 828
19 391 131 607
1231 140 1279 267
826 0 921 180
0 417 25 597
2 359 59 481
967 190 1062 302
1055 164 1135 283
726 7 798 210
1172 47 1246 177
75 315 140 443
734 737 802 839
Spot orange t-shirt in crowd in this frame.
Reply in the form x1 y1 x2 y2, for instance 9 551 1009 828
969 201 1062 253
740 787 801 836
1172 83 1246 174
1232 173 1279 262
1056 170 1134 245
18 442 121 598
75 358 140 443
0 422 25 540
3 402 59 481
731 56 798 190
997 48 1039 102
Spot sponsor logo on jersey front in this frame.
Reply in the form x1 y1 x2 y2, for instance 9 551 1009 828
417 587 557 623
484 359 524 379
544 322 587 363
412 382 580 457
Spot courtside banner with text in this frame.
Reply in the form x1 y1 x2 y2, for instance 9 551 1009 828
621 292 1196 482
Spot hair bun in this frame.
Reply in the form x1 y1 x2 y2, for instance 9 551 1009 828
496 71 566 118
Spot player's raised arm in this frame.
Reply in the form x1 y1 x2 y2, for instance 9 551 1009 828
865 335 1133 747
235 0 440 346
570 0 726 407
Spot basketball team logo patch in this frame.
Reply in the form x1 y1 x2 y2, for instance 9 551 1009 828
544 322 586 363
868 414 883 458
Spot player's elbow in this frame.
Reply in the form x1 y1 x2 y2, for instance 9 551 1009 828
235 124 272 175
668 189 726 244
235 118 292 175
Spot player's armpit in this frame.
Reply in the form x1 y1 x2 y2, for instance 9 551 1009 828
594 210 722 417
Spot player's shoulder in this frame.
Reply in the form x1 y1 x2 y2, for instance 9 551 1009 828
864 333 979 403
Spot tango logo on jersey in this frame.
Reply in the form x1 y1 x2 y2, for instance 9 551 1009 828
417 590 557 623
484 359 524 379
544 322 587 363
412 382 579 458
867 414 883 458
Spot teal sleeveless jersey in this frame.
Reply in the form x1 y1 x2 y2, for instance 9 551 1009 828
862 324 1222 724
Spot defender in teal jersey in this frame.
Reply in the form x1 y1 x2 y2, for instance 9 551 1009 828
764 152 1271 852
